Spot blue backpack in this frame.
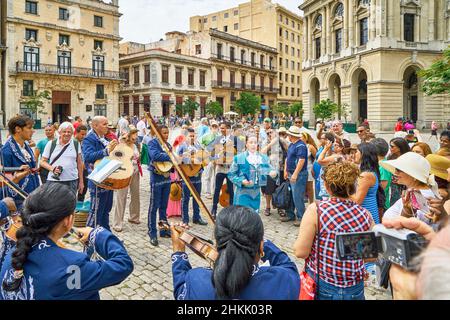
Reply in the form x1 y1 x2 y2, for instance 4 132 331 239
272 181 292 210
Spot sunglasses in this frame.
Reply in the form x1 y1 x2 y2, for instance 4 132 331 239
295 121 302 124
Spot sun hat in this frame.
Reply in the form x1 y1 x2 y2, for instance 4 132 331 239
107 122 116 129
426 154 450 181
286 126 302 138
264 118 272 123
380 152 439 194
278 127 287 134
210 121 219 127
170 183 182 201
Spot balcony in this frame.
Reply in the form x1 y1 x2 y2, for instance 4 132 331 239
14 62 123 80
212 81 278 94
211 53 277 72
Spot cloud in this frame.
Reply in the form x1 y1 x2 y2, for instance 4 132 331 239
120 0 302 43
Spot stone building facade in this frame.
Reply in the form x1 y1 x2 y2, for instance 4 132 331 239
190 0 302 106
1 1 7 127
119 46 212 118
300 0 450 131
5 0 122 125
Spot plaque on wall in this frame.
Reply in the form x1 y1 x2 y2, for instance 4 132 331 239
86 105 92 112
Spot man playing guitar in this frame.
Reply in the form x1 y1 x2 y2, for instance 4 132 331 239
82 116 118 231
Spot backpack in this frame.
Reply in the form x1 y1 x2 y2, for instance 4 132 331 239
272 181 293 210
49 139 79 160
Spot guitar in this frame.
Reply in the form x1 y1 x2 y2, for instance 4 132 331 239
180 149 210 177
219 184 230 208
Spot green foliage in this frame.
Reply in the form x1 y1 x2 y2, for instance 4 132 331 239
273 103 289 116
176 98 199 116
23 90 51 116
418 47 450 96
313 99 338 121
234 92 261 116
205 101 223 117
289 102 304 117
336 103 350 122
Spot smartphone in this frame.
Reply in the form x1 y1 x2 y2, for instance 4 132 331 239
410 191 433 222
336 232 379 260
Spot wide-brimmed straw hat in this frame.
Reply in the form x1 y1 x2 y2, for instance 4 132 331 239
170 183 182 201
278 127 287 134
380 152 437 189
286 126 302 138
426 154 450 181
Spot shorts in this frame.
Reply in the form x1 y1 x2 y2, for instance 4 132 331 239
261 176 277 195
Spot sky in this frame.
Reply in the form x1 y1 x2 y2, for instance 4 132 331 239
119 0 304 43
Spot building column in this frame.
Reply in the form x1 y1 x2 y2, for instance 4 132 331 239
307 16 313 60
304 16 309 61
387 0 394 38
348 2 354 47
428 0 435 42
370 0 377 41
343 0 349 47
325 4 332 56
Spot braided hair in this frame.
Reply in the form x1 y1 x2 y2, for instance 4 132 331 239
212 206 264 299
2 183 76 292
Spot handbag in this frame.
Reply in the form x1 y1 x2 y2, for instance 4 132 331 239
299 203 321 300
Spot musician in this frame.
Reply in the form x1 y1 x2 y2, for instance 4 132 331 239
1 116 40 208
171 206 300 300
228 136 277 214
82 116 118 231
0 197 18 268
147 125 172 246
177 128 207 226
0 183 133 300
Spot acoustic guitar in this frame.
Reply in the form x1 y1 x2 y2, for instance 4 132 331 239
93 143 134 190
154 161 173 176
219 184 230 208
180 149 210 177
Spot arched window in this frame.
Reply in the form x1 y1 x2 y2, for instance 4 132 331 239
407 73 418 89
315 14 322 29
335 3 344 17
358 0 371 6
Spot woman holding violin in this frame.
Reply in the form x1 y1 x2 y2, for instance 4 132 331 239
171 206 300 300
0 183 133 300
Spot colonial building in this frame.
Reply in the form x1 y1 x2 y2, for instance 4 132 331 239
1 0 7 127
121 29 278 115
300 0 450 130
5 0 122 125
190 0 302 106
119 44 212 118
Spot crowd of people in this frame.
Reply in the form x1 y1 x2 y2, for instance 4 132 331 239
0 112 449 301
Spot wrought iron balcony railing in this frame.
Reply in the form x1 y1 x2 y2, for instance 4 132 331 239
211 53 277 72
212 81 278 94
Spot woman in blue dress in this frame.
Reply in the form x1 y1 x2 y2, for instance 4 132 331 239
171 206 300 300
228 136 277 214
0 183 133 300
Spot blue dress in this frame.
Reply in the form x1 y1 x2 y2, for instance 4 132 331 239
361 172 380 224
0 227 133 300
228 152 275 213
172 240 300 300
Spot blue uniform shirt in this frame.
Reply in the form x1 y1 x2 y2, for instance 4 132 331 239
172 240 300 300
147 138 172 180
286 139 308 174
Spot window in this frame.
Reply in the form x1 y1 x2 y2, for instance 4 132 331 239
143 95 150 112
94 105 107 117
291 61 295 70
335 28 342 53
188 69 194 86
279 43 283 51
123 68 130 85
315 38 321 59
279 27 283 37
269 78 274 91
92 55 105 77
315 15 322 29
292 21 295 28
291 88 295 96
134 66 140 84
25 1 38 15
297 49 300 57
162 65 169 83
291 75 295 83
94 15 103 27
224 12 229 18
217 43 223 59
200 70 206 87
123 96 129 115
298 88 301 97
23 80 34 96
204 18 208 23
224 26 228 32
230 71 235 88
358 0 371 6
360 18 368 45
269 57 273 70
404 14 415 42
234 10 239 16
298 35 301 44
335 3 344 17
251 75 256 90
260 76 265 90
279 72 282 81
251 52 255 67
195 44 202 55
291 33 295 42
230 47 235 62
279 57 282 68
57 51 71 74
241 74 246 89
291 47 295 56
176 67 182 85
260 55 264 68
96 85 105 99
24 46 39 71
285 17 289 25
241 50 246 64
59 34 70 46
285 59 289 68
285 30 289 39
20 103 37 120
285 74 288 82
25 29 37 41
285 87 289 96
94 40 103 50
217 69 223 86
279 15 283 22
297 76 300 84
212 16 217 21
144 65 150 83
285 45 289 54
59 7 69 20
234 23 239 30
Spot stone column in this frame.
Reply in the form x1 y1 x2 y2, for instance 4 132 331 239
348 2 354 47
387 0 394 38
325 4 332 55
344 0 349 47
370 0 377 41
428 0 435 42
305 16 310 61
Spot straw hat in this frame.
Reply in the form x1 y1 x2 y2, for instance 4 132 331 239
380 152 435 186
286 126 302 138
278 127 287 134
170 183 182 201
426 154 450 180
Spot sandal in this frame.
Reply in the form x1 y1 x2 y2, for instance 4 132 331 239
264 208 271 216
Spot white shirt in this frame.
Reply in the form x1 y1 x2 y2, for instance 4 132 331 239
136 120 147 137
42 139 81 182
118 118 129 136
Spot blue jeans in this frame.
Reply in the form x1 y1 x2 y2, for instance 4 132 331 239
148 173 171 239
181 176 202 224
287 171 308 220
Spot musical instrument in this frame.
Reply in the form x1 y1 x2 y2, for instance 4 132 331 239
219 184 231 208
0 172 32 199
154 161 173 177
93 143 134 190
180 149 211 177
5 214 22 242
175 226 218 265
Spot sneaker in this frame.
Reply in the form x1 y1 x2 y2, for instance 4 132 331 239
280 216 294 222
193 219 208 226
150 238 159 246
264 208 271 216
293 220 301 227
160 231 171 238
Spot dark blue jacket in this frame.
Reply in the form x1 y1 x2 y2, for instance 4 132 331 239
0 227 133 300
147 139 172 181
172 240 300 300
82 131 109 190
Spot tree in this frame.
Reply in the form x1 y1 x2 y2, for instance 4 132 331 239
418 46 450 96
23 90 51 118
176 98 199 116
205 101 223 118
234 92 261 116
336 103 350 122
313 99 338 121
289 102 304 118
273 103 289 116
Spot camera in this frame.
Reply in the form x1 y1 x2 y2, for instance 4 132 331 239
336 224 429 271
52 166 64 180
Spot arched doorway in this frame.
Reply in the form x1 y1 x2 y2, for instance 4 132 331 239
403 67 419 123
310 78 320 121
351 68 368 123
328 74 342 113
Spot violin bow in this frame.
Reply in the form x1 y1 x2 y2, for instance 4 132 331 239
0 172 29 200
145 112 215 225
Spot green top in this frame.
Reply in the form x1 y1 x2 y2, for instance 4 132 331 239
36 138 50 159
201 132 218 148
379 160 392 209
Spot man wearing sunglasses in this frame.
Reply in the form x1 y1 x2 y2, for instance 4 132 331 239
331 120 350 142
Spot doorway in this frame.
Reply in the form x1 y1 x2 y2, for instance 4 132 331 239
51 91 71 123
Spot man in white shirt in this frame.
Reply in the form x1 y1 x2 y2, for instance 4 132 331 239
117 114 130 136
40 122 84 194
136 116 147 144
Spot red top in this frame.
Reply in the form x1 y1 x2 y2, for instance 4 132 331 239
395 122 403 132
